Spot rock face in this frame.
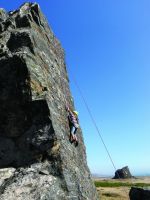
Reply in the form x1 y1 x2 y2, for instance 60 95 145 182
0 3 98 200
113 166 132 179
129 187 150 200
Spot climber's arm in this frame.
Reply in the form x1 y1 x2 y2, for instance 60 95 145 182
66 104 73 115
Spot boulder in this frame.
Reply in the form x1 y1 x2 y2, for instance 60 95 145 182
113 166 132 179
129 187 150 200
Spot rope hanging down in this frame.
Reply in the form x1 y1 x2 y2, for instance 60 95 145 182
70 72 117 171
68 67 130 199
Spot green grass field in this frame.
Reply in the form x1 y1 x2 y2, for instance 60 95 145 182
94 180 150 188
94 177 150 200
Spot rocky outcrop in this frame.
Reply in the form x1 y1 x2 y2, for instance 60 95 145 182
113 166 132 179
0 3 99 200
129 187 150 200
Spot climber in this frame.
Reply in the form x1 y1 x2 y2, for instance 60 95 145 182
66 105 79 146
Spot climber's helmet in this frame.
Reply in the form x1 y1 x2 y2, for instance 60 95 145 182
73 111 78 116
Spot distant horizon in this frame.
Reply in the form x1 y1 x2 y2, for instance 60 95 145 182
90 164 150 177
90 168 150 178
92 173 150 178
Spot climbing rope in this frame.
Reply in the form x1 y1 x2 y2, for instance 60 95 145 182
67 66 130 199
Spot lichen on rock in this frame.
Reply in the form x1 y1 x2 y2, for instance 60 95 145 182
0 2 98 200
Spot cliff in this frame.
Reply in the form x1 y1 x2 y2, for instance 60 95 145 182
0 3 98 200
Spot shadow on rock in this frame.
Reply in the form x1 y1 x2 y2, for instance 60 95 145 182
0 56 55 168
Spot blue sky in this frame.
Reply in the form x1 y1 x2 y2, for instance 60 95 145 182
1 0 150 176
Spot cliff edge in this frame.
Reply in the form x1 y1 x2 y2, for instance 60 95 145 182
0 3 98 200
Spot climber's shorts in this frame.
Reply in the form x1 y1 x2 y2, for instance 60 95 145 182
70 125 78 135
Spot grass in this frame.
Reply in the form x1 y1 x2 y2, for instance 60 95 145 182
95 178 150 200
94 181 150 188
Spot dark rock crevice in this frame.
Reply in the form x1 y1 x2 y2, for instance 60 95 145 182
7 32 34 54
0 55 57 169
0 56 31 137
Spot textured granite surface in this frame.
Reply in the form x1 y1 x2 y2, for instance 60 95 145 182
0 3 99 200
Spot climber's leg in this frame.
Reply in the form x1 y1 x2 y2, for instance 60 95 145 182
73 128 79 147
70 125 78 146
74 134 78 147
73 127 78 140
74 134 77 142
70 125 75 142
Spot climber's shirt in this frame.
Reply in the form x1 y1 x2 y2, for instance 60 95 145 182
66 106 79 128
68 112 79 128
